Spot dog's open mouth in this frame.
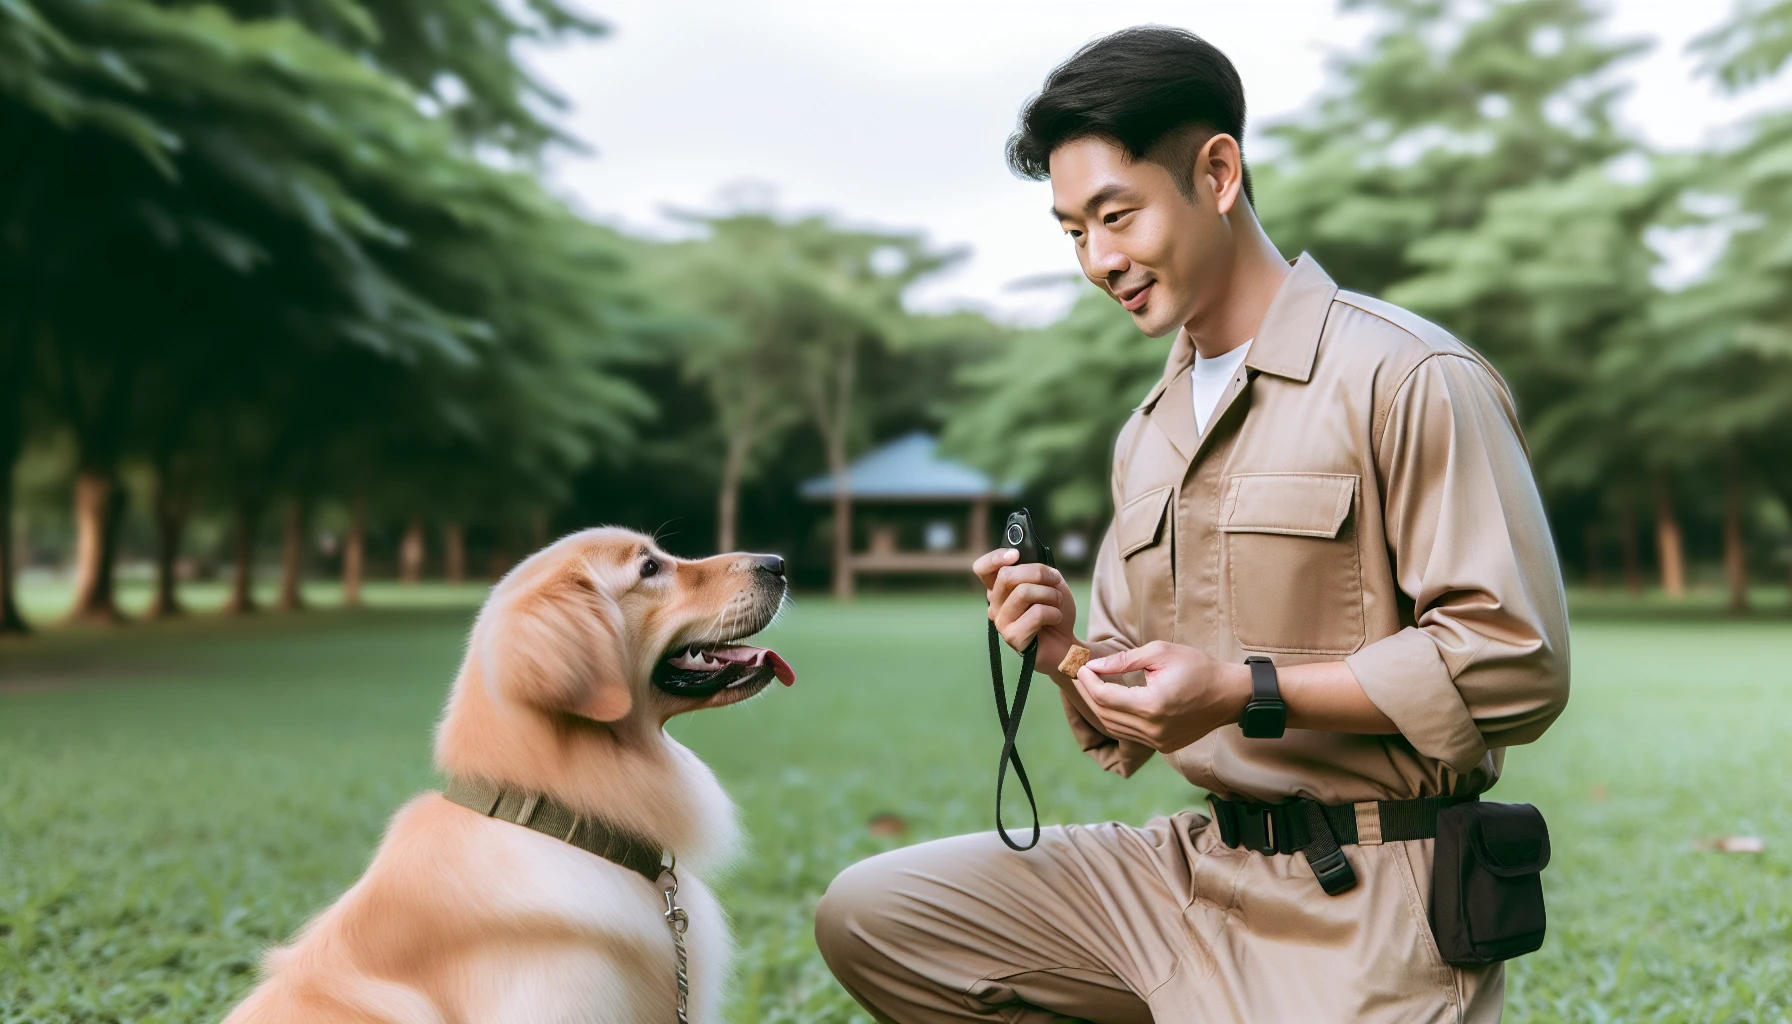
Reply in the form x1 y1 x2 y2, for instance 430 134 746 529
651 641 796 701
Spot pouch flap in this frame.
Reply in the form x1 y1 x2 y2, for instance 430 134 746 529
1115 486 1173 558
1469 802 1551 876
1219 473 1356 538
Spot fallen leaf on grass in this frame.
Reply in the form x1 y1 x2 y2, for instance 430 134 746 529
1588 783 1609 803
867 812 909 837
1692 836 1766 854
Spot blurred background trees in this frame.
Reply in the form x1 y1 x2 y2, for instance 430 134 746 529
4 0 1792 633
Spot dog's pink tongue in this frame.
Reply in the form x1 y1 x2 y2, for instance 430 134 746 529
713 645 796 686
764 650 795 686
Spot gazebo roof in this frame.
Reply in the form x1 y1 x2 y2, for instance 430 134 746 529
800 432 1016 501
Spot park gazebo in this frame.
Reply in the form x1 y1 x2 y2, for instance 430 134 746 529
801 432 1017 599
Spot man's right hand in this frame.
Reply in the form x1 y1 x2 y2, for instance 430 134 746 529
974 547 1080 672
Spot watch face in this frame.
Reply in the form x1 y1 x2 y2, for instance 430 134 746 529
1241 701 1286 739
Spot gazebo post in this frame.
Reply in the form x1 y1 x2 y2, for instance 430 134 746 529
832 487 854 601
968 496 989 557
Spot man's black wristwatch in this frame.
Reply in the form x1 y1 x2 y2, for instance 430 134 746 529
1240 656 1286 739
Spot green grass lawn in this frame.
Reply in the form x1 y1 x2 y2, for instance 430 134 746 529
2 587 1789 1023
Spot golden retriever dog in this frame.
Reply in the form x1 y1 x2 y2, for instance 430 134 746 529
222 527 794 1024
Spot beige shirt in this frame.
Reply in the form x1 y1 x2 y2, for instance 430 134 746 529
1070 254 1570 804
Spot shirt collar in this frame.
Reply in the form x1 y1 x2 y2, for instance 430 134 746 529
1244 253 1336 384
1136 253 1337 410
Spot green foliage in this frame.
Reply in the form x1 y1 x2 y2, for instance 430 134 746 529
580 209 999 555
1259 0 1646 300
943 287 1163 523
1259 0 1649 387
2 593 1789 1022
227 0 606 153
0 0 174 171
1654 0 1792 512
0 0 649 610
1695 0 1792 90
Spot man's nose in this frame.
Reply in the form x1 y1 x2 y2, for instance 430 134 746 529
1086 237 1129 279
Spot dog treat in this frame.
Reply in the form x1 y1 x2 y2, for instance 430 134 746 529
1057 644 1092 678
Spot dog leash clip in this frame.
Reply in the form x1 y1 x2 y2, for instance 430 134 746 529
662 871 689 934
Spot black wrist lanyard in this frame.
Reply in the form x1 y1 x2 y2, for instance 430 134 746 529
986 620 1040 851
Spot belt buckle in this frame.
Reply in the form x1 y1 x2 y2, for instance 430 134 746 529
1205 795 1238 847
1307 846 1358 895
1236 803 1277 855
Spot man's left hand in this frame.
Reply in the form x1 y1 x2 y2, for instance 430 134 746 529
1072 641 1254 753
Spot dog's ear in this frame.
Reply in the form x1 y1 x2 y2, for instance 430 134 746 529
480 578 633 723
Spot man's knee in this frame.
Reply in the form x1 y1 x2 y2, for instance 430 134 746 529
814 851 902 978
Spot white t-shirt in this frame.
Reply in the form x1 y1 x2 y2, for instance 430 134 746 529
1191 339 1252 434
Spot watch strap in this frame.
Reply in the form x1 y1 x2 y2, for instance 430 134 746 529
1245 655 1279 703
1241 655 1286 739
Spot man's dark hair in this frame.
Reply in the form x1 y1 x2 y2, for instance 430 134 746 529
1008 26 1253 207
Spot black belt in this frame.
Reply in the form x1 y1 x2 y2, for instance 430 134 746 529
1206 794 1478 896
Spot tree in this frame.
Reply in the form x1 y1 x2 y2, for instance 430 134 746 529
1665 0 1792 607
4 0 644 627
653 214 821 553
6 1 497 620
1257 0 1646 303
0 0 175 631
943 286 1163 527
778 220 962 598
228 0 605 154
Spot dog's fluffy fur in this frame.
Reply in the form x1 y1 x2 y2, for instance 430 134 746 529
222 527 791 1024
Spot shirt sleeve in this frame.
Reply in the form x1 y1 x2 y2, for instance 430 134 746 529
1345 353 1571 775
1060 425 1157 779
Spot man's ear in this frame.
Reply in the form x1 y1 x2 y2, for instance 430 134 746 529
1202 133 1245 217
480 583 633 723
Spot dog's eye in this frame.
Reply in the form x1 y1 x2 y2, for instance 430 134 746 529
640 558 661 579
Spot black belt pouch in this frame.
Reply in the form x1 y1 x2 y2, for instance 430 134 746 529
1430 802 1551 966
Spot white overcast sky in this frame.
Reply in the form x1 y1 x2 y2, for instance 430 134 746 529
527 1 1789 325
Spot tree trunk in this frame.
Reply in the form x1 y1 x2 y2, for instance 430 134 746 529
488 524 513 580
829 435 853 601
1618 497 1642 596
717 435 749 554
1583 521 1605 590
147 470 186 620
224 499 261 615
815 339 858 602
1653 474 1685 600
400 517 425 585
444 522 466 584
343 496 366 607
1724 456 1749 615
0 344 26 635
67 468 125 623
278 498 307 611
530 513 549 552
0 448 26 635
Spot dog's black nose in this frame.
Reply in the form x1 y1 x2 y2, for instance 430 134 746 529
754 554 786 577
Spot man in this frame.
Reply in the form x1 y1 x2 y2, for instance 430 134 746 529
814 26 1569 1024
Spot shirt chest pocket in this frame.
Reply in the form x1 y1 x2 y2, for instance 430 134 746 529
1219 472 1365 655
1115 485 1177 639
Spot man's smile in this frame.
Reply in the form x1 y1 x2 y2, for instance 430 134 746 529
1115 279 1155 312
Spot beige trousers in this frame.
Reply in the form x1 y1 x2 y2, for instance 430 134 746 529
815 811 1502 1023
